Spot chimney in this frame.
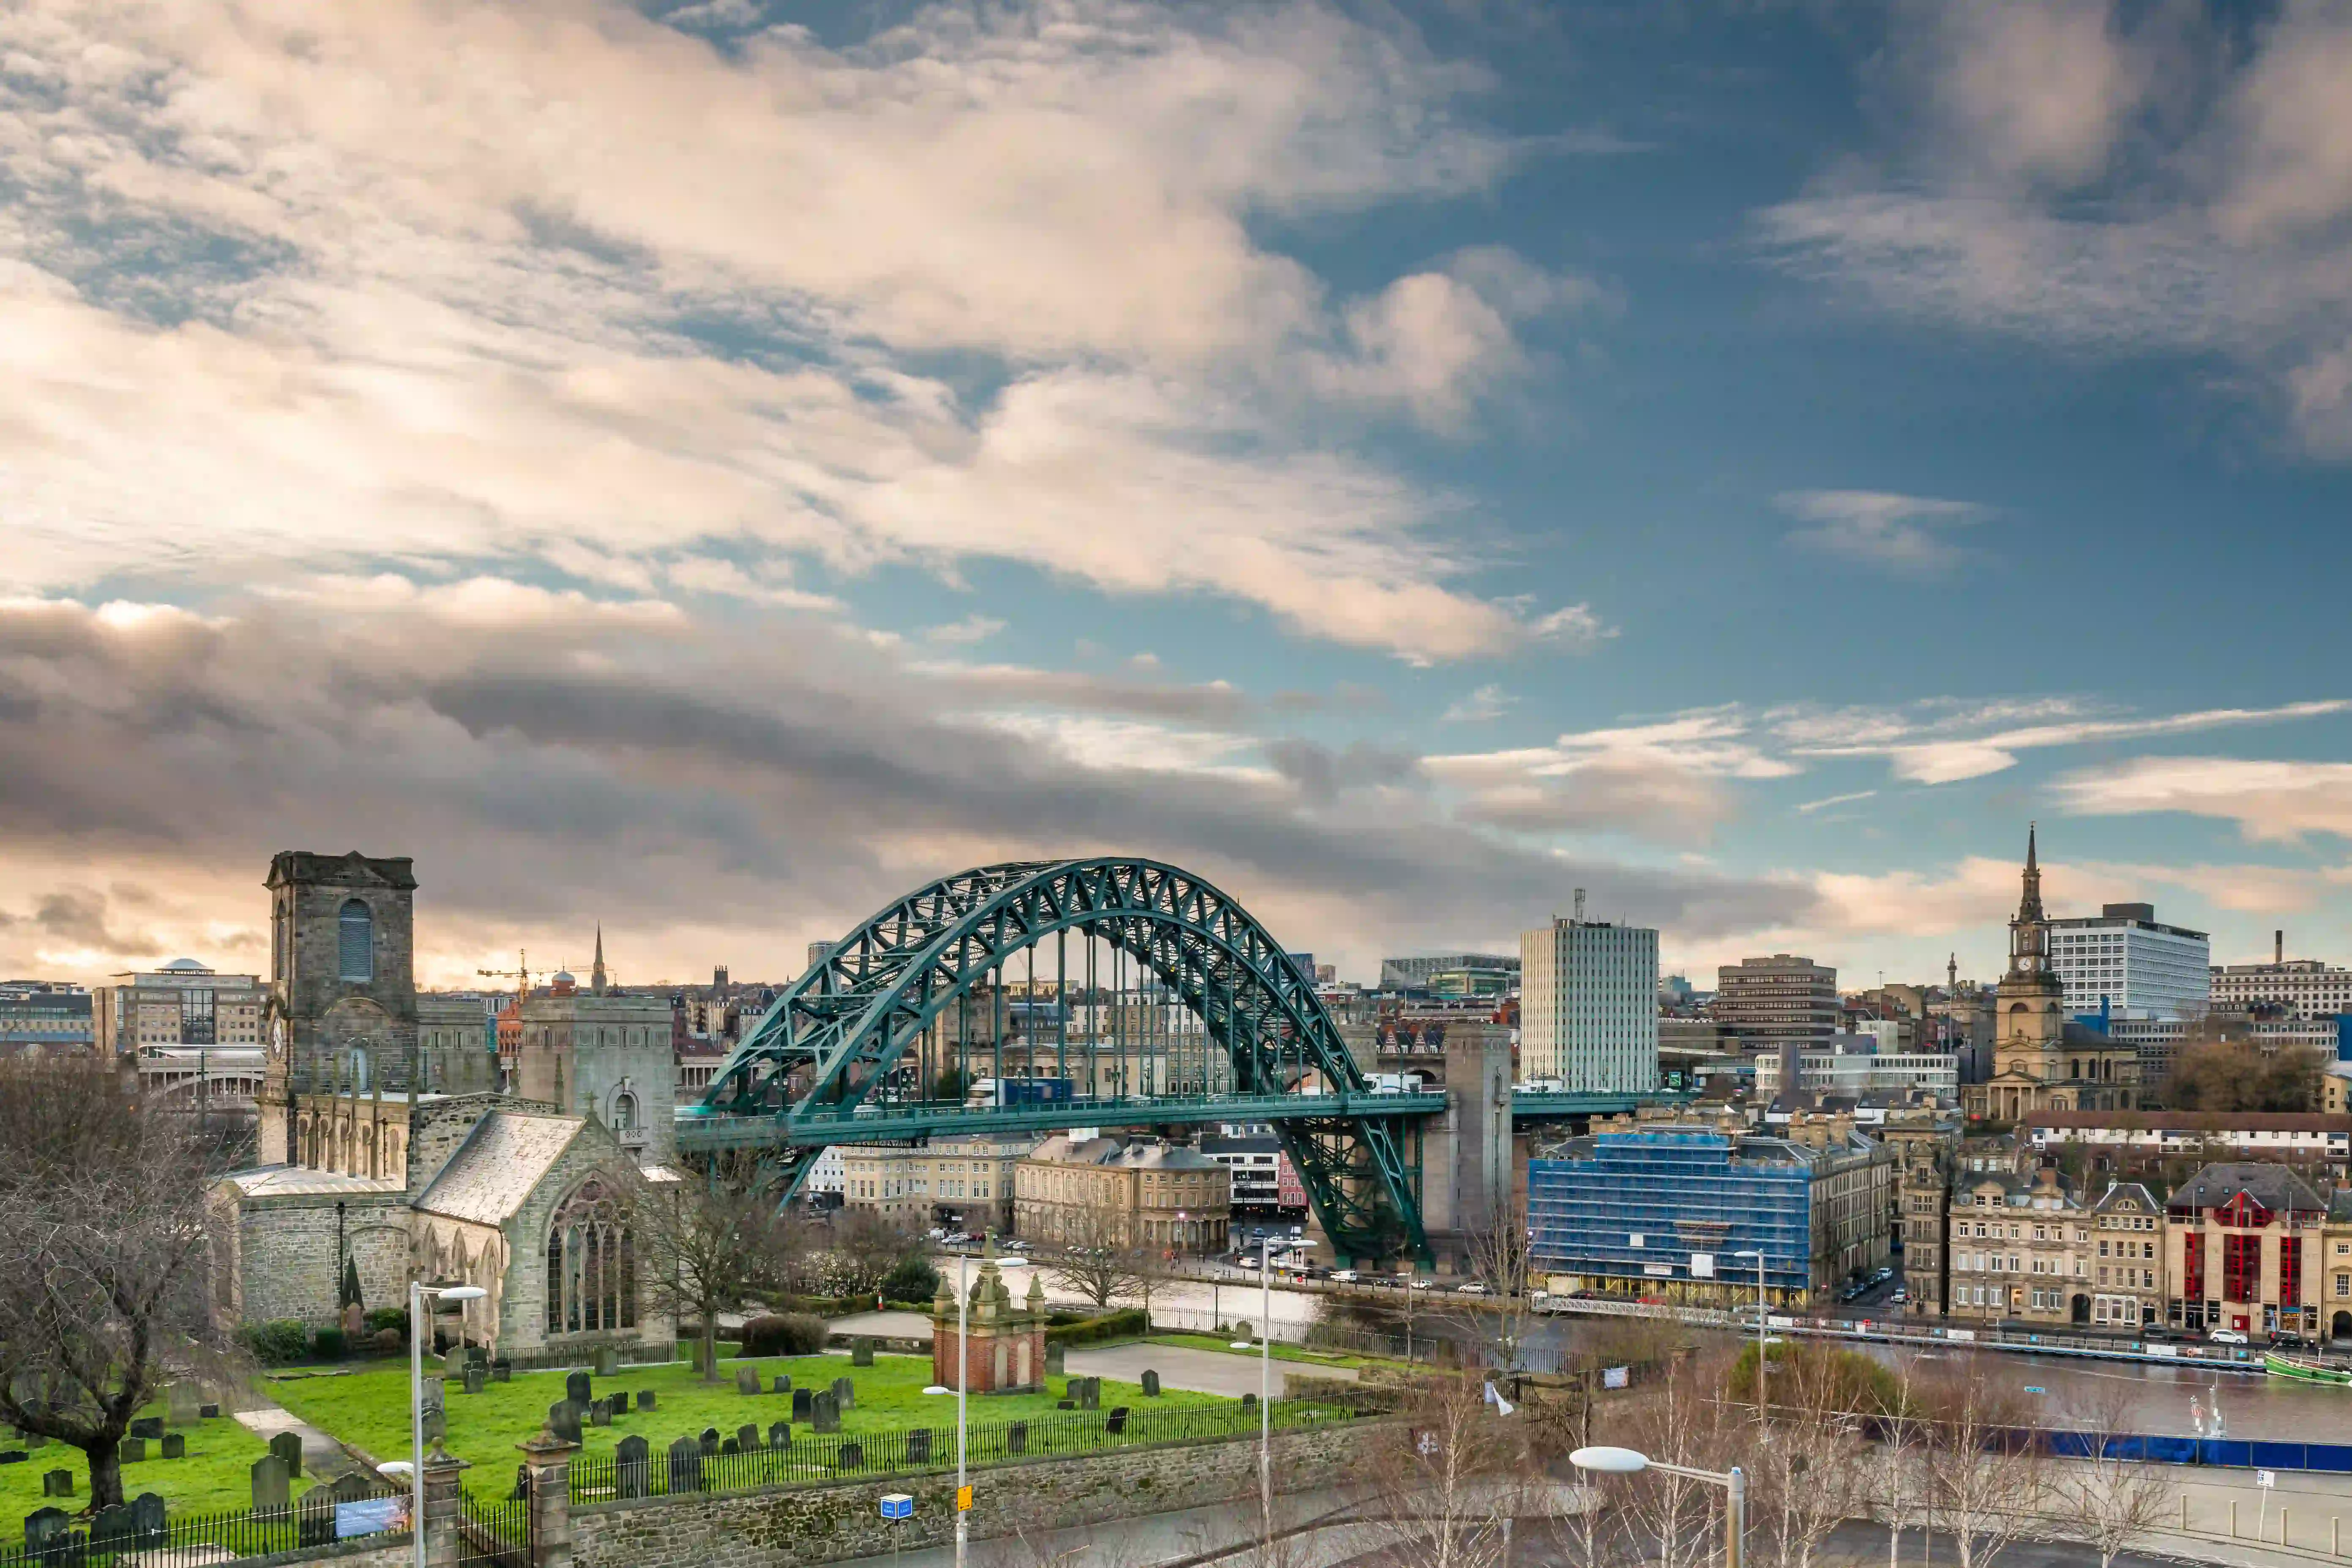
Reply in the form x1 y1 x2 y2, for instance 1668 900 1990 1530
2277 930 2285 966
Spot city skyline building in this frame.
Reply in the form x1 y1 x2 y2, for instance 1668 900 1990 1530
1713 954 1839 1049
2049 902 2210 1017
1519 915 1658 1091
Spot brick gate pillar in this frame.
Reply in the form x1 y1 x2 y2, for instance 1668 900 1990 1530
518 1424 578 1568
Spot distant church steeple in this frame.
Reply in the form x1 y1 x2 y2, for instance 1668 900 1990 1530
2007 823 2054 980
1947 952 1957 990
591 925 608 993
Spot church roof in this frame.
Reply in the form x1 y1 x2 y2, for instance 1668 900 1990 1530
221 1165 404 1199
414 1110 586 1225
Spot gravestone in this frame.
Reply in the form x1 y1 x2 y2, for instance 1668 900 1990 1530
0 1452 23 1466
253 1453 291 1508
331 1473 377 1503
131 1492 167 1541
120 1437 146 1463
698 1427 720 1456
165 1382 201 1426
463 1365 487 1396
667 1436 702 1493
792 1388 812 1421
129 1417 163 1440
811 1392 840 1434
23 1506 68 1553
1079 1378 1099 1411
590 1400 612 1429
1044 1343 1065 1377
1057 1400 1073 1410
1007 1421 1027 1455
41 1469 73 1498
160 1434 186 1459
1141 1369 1161 1397
1105 1407 1129 1436
831 1376 855 1412
638 1390 656 1411
443 1348 465 1377
1241 1392 1257 1412
906 1429 931 1464
89 1505 132 1553
199 1404 220 1420
839 1441 864 1470
565 1371 593 1407
297 1492 337 1549
721 1438 739 1456
736 1424 759 1452
549 1400 583 1445
493 1364 512 1383
615 1435 650 1499
772 1374 792 1394
595 1345 620 1377
735 1367 760 1396
24 1432 45 1449
767 1421 790 1449
851 1339 874 1366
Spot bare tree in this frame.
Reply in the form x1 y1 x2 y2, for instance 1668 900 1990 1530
0 1060 239 1510
1917 1356 2048 1568
1872 1353 1933 1568
1044 1206 1152 1311
1749 1344 1872 1568
1613 1350 1740 1568
822 1207 915 1299
2054 1386 2174 1568
633 1154 795 1381
1456 1203 1537 1377
1372 1370 1532 1568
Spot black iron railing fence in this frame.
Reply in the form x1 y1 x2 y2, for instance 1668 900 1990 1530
1 1478 407 1568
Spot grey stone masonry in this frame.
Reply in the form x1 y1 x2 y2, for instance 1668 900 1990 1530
572 1421 1388 1568
264 852 421 1126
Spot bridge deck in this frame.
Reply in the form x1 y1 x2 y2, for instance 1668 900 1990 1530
674 1088 1688 1151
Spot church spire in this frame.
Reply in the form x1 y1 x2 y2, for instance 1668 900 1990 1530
591 925 607 993
2017 822 2044 923
2008 824 2050 977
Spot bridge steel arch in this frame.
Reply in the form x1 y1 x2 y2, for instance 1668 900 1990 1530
696 858 1430 1263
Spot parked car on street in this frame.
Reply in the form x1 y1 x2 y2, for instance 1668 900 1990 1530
2209 1328 2250 1345
1456 1281 1488 1295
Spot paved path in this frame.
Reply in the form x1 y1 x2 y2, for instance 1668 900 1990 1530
234 1390 369 1478
1065 1344 1357 1400
832 1311 935 1340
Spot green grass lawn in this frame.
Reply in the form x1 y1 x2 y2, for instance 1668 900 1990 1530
269 1353 1226 1481
0 1407 313 1539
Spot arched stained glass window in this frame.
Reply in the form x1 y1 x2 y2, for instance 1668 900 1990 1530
544 1179 637 1336
338 899 373 982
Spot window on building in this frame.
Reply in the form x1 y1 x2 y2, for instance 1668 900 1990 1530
545 1179 636 1336
338 899 374 982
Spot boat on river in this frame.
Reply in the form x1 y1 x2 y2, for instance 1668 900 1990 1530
2263 1351 2352 1385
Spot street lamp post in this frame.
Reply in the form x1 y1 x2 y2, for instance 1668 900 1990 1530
1572 1446 1746 1568
1732 1249 1765 1416
955 1246 970 1568
1258 1240 1272 1550
408 1281 486 1568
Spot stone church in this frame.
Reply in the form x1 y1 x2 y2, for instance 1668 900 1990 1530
1961 828 2140 1124
210 851 677 1358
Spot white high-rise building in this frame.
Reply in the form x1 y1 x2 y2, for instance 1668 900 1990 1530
2046 903 2209 1017
1519 914 1658 1092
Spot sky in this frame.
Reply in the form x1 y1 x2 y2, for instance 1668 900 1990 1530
5 0 2352 993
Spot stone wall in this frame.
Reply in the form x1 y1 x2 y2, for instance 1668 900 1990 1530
573 1423 1389 1568
220 1186 411 1328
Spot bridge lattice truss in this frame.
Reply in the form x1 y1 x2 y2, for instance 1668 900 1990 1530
691 858 1431 1263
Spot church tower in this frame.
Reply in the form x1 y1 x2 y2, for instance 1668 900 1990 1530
1995 825 2069 1076
591 925 608 994
257 852 421 1164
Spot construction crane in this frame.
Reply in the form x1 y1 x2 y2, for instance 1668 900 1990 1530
476 950 537 1004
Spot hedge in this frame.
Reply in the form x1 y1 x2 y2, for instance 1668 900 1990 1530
1045 1308 1147 1346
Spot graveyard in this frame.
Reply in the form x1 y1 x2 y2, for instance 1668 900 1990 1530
0 1401 308 1539
268 1348 1227 1482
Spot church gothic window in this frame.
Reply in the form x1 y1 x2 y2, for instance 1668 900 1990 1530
545 1180 636 1336
339 899 374 982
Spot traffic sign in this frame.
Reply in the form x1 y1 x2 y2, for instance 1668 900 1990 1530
880 1494 913 1521
2258 1471 2276 1489
956 1485 974 1511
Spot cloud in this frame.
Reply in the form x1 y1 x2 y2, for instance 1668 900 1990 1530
1757 0 2352 459
1777 489 1990 575
1442 684 1514 723
1428 708 1794 844
0 0 1598 664
2055 756 2352 844
925 615 1007 646
1797 790 1877 814
1783 696 2352 784
0 591 1819 984
1262 739 1423 804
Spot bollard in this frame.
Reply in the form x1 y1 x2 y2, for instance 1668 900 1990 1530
2284 1509 2290 1547
2232 1500 2239 1539
2182 1496 2190 1532
2331 1515 2338 1556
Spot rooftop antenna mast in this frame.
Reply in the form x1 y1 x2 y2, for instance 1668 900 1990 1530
1573 888 1586 923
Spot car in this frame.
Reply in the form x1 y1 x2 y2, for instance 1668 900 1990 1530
1456 1281 1488 1295
2274 1330 2311 1351
1330 1270 1359 1284
1409 1278 1435 1291
1890 1289 1907 1304
2208 1328 2250 1346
